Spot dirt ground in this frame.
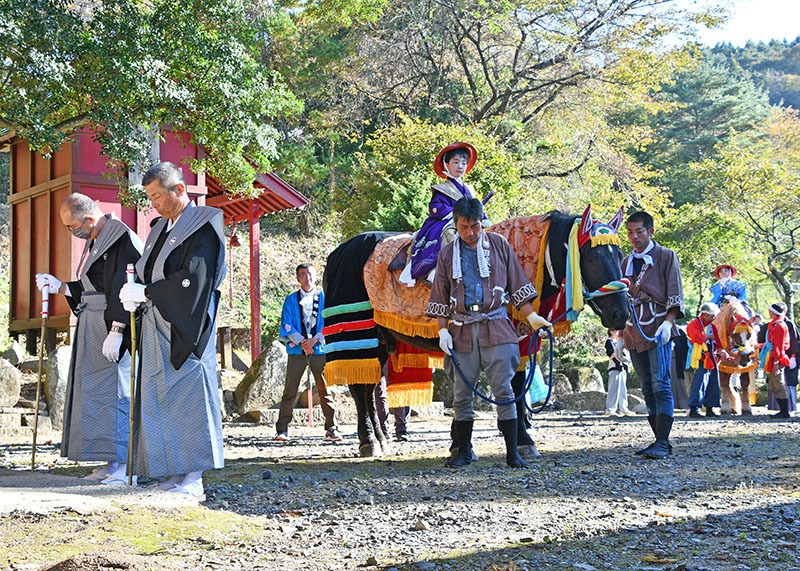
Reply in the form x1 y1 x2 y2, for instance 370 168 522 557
1 410 799 571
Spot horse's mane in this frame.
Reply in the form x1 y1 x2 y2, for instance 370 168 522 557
540 210 579 299
546 210 579 249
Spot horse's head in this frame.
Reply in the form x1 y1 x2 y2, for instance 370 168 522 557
577 205 630 330
713 300 757 364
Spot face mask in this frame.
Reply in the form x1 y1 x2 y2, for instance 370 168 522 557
71 221 92 240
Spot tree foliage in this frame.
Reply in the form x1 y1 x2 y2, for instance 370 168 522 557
0 0 302 197
627 52 771 206
696 108 800 317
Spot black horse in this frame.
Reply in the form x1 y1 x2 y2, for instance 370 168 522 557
323 206 630 457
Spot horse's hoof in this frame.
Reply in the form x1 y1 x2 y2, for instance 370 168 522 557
359 442 383 458
379 439 392 456
518 444 541 458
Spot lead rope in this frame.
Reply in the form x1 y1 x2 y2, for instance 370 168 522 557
449 279 631 411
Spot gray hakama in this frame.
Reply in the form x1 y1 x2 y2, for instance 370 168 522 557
61 217 142 462
132 205 225 478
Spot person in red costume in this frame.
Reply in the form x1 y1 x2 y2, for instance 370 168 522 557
764 302 791 419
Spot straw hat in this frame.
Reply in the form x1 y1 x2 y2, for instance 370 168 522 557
433 142 477 179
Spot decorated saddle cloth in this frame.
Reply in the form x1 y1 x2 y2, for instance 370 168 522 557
322 232 394 386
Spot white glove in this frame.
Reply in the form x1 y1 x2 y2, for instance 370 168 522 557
655 320 673 343
527 312 553 333
438 328 453 356
119 282 147 311
35 273 61 294
790 356 797 369
102 331 123 363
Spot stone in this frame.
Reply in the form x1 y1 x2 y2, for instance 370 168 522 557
44 346 71 430
549 373 573 398
432 368 453 407
234 341 288 415
627 393 645 411
0 343 25 367
560 391 608 411
0 358 22 407
414 520 431 531
563 367 605 393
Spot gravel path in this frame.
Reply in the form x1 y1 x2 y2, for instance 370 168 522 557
1 411 799 570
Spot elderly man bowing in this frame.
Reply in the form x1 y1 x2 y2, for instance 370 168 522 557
427 198 551 469
36 193 142 484
119 161 226 500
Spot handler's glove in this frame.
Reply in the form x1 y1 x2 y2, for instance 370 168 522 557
790 356 797 369
438 328 453 356
655 320 673 343
527 312 552 333
102 331 123 363
120 282 147 312
35 273 61 294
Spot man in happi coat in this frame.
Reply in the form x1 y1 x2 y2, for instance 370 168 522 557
623 211 685 459
36 193 142 484
119 161 225 499
275 263 341 442
427 198 551 469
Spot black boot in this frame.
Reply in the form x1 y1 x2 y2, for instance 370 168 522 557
774 399 791 419
498 418 529 468
644 414 673 459
445 420 475 467
635 416 658 455
688 407 702 418
705 406 717 418
448 419 478 462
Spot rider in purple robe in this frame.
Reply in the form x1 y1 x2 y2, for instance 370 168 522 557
408 142 486 281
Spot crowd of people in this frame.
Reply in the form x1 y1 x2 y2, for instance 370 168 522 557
31 142 796 491
606 262 798 422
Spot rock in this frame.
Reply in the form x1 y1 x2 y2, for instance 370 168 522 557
416 563 436 570
0 342 25 366
563 367 604 393
627 393 645 411
44 346 71 430
432 368 453 407
366 556 379 565
560 391 608 411
261 470 272 479
0 358 22 407
222 389 237 417
549 373 573 398
414 520 431 531
234 341 288 415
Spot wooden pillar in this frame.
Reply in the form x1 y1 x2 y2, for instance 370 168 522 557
249 200 261 361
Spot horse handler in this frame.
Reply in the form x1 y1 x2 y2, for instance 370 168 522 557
623 211 685 459
426 198 551 469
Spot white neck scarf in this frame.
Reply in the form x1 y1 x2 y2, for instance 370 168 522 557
453 231 490 280
625 240 655 276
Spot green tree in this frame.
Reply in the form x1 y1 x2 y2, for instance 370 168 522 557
658 202 760 315
633 52 771 206
0 0 302 197
696 109 800 319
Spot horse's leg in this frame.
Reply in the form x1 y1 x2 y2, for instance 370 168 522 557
719 371 732 415
366 383 390 456
740 372 752 415
349 384 381 457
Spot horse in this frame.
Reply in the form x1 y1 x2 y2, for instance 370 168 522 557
712 299 758 415
322 205 631 457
